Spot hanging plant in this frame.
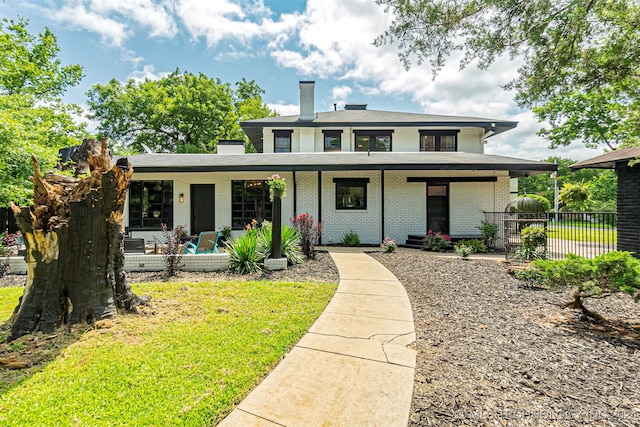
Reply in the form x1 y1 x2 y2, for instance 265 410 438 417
267 173 287 201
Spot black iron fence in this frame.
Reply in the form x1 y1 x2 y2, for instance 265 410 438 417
483 212 617 260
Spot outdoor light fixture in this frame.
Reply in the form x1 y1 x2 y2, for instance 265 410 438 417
179 193 184 203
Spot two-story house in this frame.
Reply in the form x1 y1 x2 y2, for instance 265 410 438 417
125 81 556 245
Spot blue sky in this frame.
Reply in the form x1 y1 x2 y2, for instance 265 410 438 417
2 0 602 161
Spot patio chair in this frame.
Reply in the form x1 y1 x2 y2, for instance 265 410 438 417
184 231 220 254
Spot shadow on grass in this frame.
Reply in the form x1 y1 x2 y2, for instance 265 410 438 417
0 320 86 395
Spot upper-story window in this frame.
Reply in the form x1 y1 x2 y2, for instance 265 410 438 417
354 130 393 152
323 130 342 152
420 130 458 152
273 130 292 153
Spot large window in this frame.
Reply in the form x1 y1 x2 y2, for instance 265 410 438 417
323 130 342 152
273 130 292 153
128 181 173 230
231 180 273 229
334 178 369 210
420 130 458 152
354 130 392 152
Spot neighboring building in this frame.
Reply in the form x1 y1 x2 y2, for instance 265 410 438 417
570 146 640 257
125 81 556 245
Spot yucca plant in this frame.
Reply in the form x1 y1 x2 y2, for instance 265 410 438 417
257 221 304 265
226 233 264 274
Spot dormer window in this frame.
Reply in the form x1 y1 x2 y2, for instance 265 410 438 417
420 130 458 152
354 130 393 152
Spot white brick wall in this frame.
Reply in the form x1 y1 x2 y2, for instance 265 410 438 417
6 253 230 274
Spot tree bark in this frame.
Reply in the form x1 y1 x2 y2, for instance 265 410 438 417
7 139 144 341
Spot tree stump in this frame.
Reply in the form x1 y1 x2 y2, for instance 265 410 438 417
7 139 144 341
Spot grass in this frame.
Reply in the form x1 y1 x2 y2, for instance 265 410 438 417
547 225 617 244
0 279 337 426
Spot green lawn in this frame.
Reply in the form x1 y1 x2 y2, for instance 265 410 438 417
0 279 337 426
547 226 617 244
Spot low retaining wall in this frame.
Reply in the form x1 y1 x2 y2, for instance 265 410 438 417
5 253 230 275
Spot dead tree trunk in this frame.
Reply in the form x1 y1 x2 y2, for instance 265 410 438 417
7 139 144 341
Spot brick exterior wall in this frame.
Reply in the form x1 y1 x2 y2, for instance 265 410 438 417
616 163 640 256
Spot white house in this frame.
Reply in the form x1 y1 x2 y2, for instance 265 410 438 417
125 81 556 246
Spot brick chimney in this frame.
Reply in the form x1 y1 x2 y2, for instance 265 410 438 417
299 81 315 121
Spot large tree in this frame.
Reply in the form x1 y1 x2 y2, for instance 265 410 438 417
87 72 275 154
0 18 87 206
375 0 640 150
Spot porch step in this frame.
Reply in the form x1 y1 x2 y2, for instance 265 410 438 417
405 234 425 248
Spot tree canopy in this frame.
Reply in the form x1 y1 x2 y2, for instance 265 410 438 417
0 18 86 207
87 72 275 154
375 0 640 150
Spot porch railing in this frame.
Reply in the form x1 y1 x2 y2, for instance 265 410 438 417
483 212 617 260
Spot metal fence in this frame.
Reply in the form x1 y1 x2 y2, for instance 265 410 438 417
483 212 617 260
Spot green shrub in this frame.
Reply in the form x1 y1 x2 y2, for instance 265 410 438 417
227 233 264 274
381 237 397 253
476 220 499 248
341 230 360 247
455 239 486 253
514 225 548 261
515 251 640 315
257 221 304 265
454 244 473 259
422 230 451 252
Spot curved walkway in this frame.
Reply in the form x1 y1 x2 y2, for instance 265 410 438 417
218 251 417 427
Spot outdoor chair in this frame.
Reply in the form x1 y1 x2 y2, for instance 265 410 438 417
184 231 220 254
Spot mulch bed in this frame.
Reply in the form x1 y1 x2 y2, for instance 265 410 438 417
371 250 640 427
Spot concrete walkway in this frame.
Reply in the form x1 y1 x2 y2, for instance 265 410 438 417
218 251 417 427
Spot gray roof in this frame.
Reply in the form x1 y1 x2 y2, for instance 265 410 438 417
127 151 556 178
240 109 517 152
570 146 640 170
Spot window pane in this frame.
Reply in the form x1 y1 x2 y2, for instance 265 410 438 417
375 135 391 151
324 134 341 152
440 135 456 151
355 135 370 152
336 183 367 209
421 135 435 151
275 135 291 152
231 180 273 229
129 180 173 229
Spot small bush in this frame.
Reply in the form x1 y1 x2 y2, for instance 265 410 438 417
515 251 640 314
422 230 451 252
341 230 360 247
454 244 473 259
455 239 486 253
159 224 185 277
218 225 231 244
476 220 498 248
514 225 548 261
292 213 323 259
381 237 397 253
257 221 304 265
227 233 264 274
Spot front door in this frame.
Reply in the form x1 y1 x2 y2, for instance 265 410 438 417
191 184 215 235
427 183 449 234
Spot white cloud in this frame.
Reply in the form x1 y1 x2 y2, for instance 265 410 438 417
268 102 299 116
40 0 176 46
128 64 170 82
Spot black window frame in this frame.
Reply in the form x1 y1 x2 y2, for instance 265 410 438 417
419 130 459 152
334 178 369 210
354 130 393 152
128 180 173 231
323 130 342 152
273 129 293 153
231 180 273 230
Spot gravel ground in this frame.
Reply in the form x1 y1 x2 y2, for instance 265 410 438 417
2 250 639 427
